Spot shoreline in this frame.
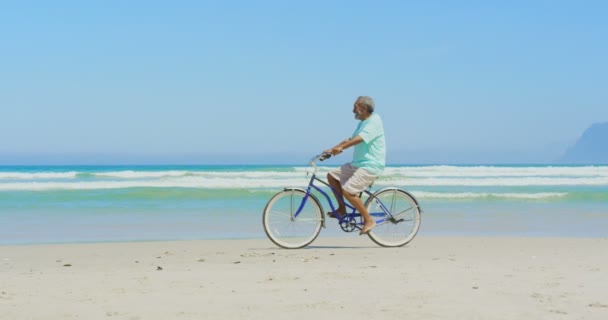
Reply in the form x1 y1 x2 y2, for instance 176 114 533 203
2 236 607 319
1 232 607 247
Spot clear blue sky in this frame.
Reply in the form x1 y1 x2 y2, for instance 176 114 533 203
1 1 607 164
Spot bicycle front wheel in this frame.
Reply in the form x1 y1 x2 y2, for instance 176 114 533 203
263 189 323 249
365 188 421 247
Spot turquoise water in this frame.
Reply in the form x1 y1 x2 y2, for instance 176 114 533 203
1 164 607 244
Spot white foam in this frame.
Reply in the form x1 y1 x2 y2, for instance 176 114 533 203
0 172 78 180
1 166 608 190
376 177 608 186
1 174 606 191
92 170 300 179
92 170 190 179
410 191 567 200
0 177 309 191
383 166 608 177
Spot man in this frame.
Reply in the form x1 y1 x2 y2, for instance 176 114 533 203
324 96 386 235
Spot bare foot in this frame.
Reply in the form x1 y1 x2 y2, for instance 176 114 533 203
359 221 376 235
327 209 346 219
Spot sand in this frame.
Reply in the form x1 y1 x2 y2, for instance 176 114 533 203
1 236 607 320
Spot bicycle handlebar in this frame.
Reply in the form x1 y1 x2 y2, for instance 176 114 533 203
319 153 332 161
311 153 332 162
307 152 333 174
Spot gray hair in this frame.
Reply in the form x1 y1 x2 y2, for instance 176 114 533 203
357 96 375 113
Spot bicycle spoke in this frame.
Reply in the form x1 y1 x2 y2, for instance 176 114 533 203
364 189 421 247
263 189 323 249
291 218 322 222
270 211 292 218
390 206 415 218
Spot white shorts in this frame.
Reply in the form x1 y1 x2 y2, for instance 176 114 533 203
329 163 378 195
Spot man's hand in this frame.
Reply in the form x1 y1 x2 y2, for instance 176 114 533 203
323 147 343 156
330 147 343 156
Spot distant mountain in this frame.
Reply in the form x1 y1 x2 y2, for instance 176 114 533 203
560 122 608 164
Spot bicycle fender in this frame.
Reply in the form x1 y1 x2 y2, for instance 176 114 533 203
282 187 327 228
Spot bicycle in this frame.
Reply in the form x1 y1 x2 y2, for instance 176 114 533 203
262 153 422 249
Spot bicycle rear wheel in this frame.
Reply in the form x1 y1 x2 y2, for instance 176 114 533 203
365 188 421 247
263 189 323 249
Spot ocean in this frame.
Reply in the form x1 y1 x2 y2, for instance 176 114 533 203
1 164 607 244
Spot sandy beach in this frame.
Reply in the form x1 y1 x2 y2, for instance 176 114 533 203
1 236 607 320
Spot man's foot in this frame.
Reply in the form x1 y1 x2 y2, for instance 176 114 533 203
359 221 376 235
327 210 345 219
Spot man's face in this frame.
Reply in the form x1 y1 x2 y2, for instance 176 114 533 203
353 101 364 120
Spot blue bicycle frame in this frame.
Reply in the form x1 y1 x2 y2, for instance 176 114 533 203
292 161 394 229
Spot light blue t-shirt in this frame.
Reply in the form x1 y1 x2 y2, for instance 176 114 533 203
351 113 386 175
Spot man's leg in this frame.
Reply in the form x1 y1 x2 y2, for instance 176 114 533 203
327 173 346 216
344 192 375 235
340 168 377 235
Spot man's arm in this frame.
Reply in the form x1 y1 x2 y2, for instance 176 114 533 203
325 135 364 156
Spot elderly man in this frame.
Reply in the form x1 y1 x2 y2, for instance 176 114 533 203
324 96 386 235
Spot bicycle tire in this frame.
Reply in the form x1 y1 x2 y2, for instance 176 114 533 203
263 189 324 249
364 188 421 247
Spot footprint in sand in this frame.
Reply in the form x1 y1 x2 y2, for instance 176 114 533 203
589 302 608 308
